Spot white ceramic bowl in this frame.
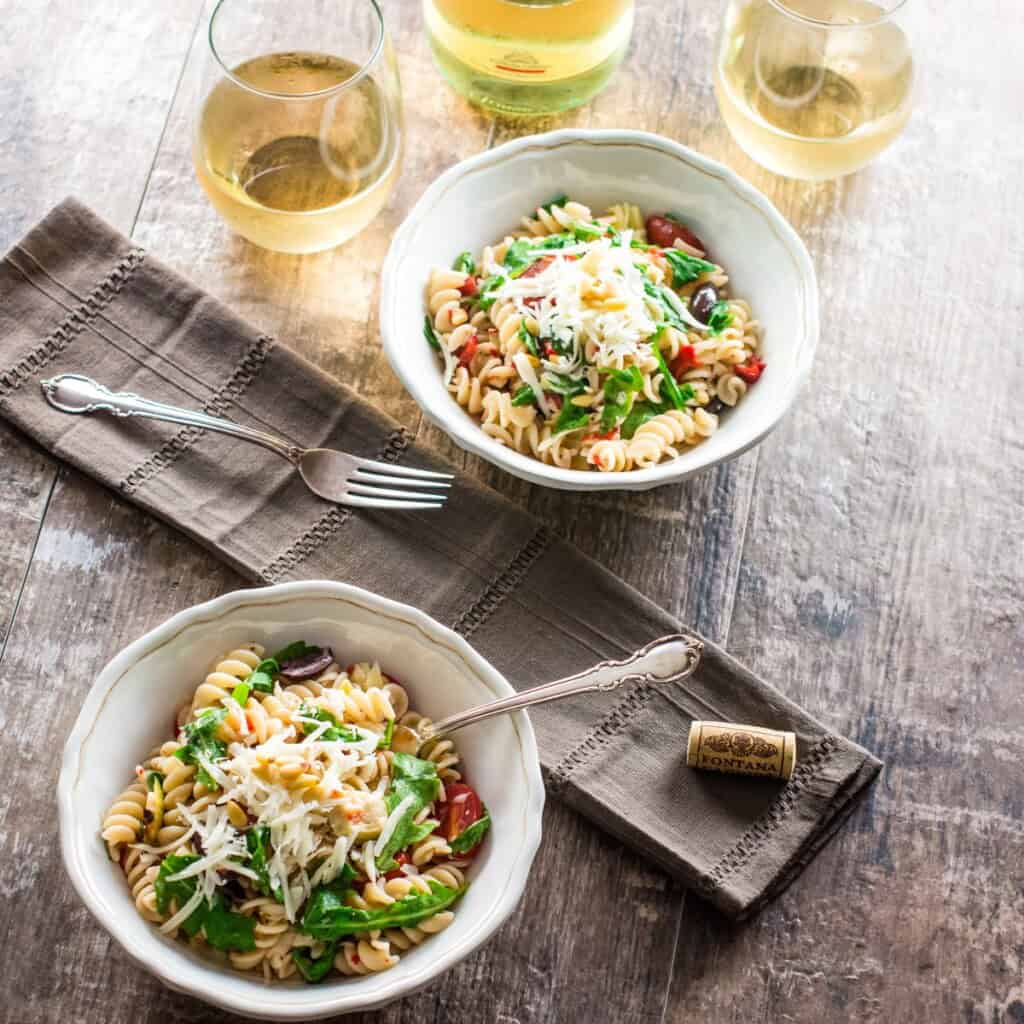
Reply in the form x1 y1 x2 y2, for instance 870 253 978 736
381 129 818 491
58 581 544 1019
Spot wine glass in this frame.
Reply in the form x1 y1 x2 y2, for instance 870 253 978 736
714 0 914 180
193 0 403 254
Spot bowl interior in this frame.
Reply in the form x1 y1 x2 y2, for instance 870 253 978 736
62 586 540 1017
383 133 816 489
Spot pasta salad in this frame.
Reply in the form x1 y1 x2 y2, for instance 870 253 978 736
424 198 765 472
100 641 488 983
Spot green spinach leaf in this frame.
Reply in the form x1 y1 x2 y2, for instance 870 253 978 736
423 315 442 352
620 401 667 440
297 703 365 744
452 251 475 275
301 880 463 942
707 300 732 336
511 385 536 407
599 366 643 432
450 808 491 854
173 708 228 789
476 275 506 311
663 249 717 288
553 399 591 435
374 753 442 870
293 943 338 982
202 896 256 952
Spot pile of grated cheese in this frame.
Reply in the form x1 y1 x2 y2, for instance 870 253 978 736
497 235 661 373
155 708 402 926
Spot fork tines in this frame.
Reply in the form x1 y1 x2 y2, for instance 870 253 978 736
345 456 453 511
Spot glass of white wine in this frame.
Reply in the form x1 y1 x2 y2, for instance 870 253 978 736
194 0 402 254
424 0 635 116
714 0 914 180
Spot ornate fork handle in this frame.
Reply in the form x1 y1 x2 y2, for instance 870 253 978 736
40 373 303 463
420 634 703 741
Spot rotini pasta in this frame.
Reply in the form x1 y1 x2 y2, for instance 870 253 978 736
102 640 491 983
426 200 765 472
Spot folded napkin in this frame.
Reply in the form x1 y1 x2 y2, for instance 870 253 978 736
0 199 881 917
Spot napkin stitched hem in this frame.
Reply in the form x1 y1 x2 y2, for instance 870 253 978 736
698 733 840 898
0 247 145 399
120 334 276 495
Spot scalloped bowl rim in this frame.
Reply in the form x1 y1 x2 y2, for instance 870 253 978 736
380 128 819 491
58 580 545 1018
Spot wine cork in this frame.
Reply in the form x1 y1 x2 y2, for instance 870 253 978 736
687 721 796 780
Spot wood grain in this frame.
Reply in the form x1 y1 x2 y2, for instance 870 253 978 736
0 0 1022 1021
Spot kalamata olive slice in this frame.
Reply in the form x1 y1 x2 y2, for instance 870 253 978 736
706 398 725 415
278 646 334 680
645 214 707 254
689 283 718 325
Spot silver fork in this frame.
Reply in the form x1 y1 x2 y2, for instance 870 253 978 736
40 374 452 511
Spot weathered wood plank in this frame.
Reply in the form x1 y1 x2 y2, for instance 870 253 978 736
663 0 1024 1020
0 0 207 657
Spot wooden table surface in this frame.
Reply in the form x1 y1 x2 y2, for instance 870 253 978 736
2 1 1022 1021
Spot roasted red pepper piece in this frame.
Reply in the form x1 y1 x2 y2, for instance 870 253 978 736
670 345 698 378
457 333 479 367
458 276 478 297
735 358 765 383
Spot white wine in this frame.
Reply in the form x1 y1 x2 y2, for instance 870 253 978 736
424 0 634 116
194 52 400 253
715 0 913 180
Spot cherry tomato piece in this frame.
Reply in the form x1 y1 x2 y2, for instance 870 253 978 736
459 276 478 297
436 783 483 843
383 851 411 881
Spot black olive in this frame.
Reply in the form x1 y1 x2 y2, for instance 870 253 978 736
279 646 334 680
706 398 725 415
689 283 718 325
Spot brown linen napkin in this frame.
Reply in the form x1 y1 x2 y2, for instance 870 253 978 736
0 198 881 918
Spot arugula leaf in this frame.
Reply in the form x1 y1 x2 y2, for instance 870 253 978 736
553 399 591 435
293 942 338 983
145 769 164 791
450 808 491 854
517 320 539 357
174 708 228 789
273 641 319 663
298 702 365 744
540 193 569 213
374 753 441 870
643 281 688 334
423 315 442 352
203 897 256 952
571 221 604 242
707 300 733 336
377 718 395 750
475 275 506 311
153 854 206 934
651 341 691 411
301 879 464 941
502 238 537 277
541 371 586 397
621 401 667 440
606 224 623 246
452 251 475 275
154 856 256 950
599 366 644 432
536 233 574 250
246 826 282 900
663 249 717 287
231 681 251 706
511 385 536 407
